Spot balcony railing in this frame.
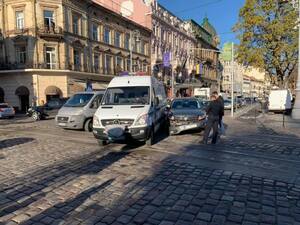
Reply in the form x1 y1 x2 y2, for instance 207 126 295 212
37 26 63 39
0 62 124 76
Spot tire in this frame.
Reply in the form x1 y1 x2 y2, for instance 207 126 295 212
8 116 14 119
84 118 93 132
146 126 155 146
98 140 108 146
32 112 40 121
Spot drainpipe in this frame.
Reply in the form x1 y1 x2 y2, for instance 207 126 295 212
33 0 39 66
2 0 7 63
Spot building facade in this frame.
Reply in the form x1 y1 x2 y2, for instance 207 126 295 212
0 0 151 111
150 1 197 87
186 18 220 91
220 61 244 95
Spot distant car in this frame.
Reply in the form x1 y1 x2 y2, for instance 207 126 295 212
0 103 15 119
168 98 207 135
224 99 234 110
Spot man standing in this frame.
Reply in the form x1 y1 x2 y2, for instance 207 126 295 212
202 93 223 144
213 91 225 135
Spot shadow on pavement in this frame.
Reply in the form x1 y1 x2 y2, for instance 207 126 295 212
0 137 35 150
20 179 114 225
0 149 130 219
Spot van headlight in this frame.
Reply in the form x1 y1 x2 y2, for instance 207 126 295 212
135 114 151 126
93 116 100 127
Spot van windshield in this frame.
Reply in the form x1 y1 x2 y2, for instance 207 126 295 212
103 86 150 105
64 93 94 107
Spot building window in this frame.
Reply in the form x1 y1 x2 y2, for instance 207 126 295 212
16 46 26 64
124 34 130 50
45 47 56 69
116 56 123 72
94 54 99 72
104 27 110 44
72 14 80 35
115 31 121 48
16 11 24 30
104 55 112 74
141 41 145 55
73 49 81 70
92 24 98 41
44 10 54 30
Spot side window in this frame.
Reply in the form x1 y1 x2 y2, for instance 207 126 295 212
90 94 103 109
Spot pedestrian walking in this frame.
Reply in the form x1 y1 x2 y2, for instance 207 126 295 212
202 93 223 144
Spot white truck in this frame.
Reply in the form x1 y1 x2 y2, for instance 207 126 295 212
194 88 211 100
268 89 292 113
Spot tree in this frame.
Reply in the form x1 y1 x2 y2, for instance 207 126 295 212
234 0 298 87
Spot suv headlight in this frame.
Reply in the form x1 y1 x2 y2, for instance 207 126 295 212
93 116 100 127
135 114 151 126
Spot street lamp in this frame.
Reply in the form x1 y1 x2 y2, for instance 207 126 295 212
130 30 141 73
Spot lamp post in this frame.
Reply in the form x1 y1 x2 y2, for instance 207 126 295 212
130 30 140 73
292 0 300 119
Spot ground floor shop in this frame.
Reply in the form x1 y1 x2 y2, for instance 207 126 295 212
0 70 112 112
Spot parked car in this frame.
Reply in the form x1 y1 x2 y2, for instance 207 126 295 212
0 103 15 119
168 98 206 135
27 98 68 121
56 91 105 132
224 99 234 110
93 76 167 146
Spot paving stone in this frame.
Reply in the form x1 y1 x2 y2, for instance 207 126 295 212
117 215 132 224
196 212 211 222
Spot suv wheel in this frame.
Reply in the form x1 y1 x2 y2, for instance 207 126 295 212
84 118 93 132
32 112 40 121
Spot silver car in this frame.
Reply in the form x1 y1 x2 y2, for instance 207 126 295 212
0 103 15 119
55 91 105 132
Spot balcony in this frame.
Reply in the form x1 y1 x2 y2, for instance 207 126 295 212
37 26 64 41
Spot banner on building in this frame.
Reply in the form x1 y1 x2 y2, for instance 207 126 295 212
163 52 171 67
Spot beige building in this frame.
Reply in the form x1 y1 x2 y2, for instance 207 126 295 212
151 1 197 85
0 0 151 111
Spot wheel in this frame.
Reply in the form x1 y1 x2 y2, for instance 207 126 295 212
98 140 108 146
146 126 155 146
84 118 93 132
32 112 40 121
8 116 14 119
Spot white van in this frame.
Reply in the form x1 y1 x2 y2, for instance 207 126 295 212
268 89 292 113
56 91 105 131
93 76 167 146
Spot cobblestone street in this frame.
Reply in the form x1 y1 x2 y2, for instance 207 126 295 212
1 114 300 225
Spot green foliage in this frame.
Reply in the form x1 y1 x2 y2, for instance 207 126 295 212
234 0 298 87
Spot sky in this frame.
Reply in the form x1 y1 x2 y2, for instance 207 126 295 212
158 0 245 48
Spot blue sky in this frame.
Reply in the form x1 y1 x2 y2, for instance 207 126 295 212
158 0 245 48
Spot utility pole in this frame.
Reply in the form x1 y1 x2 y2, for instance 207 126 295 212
231 42 234 117
292 0 300 119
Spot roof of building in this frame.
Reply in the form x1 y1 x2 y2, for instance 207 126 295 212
201 16 217 36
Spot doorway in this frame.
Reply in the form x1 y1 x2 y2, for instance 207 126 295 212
0 87 4 103
15 86 30 112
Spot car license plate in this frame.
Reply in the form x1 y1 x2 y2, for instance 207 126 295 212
182 124 198 130
58 123 66 126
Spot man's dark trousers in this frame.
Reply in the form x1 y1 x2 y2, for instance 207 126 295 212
203 116 219 144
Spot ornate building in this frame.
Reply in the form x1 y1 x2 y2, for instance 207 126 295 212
0 0 151 111
185 18 220 92
150 1 197 87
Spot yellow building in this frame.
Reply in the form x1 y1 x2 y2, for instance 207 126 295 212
0 0 151 111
